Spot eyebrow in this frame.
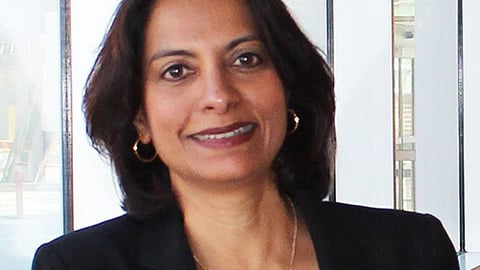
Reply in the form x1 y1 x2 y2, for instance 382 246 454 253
225 34 260 51
147 34 261 65
148 49 194 65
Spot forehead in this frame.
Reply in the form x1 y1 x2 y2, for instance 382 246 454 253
145 0 257 48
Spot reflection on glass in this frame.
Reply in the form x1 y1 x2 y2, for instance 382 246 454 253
393 0 415 211
0 1 62 268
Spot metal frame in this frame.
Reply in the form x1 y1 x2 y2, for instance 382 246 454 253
457 0 466 255
60 0 74 234
326 0 335 203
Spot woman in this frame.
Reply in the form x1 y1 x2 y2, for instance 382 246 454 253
33 0 459 269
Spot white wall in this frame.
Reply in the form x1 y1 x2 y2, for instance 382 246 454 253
414 0 460 250
333 1 394 208
333 0 469 252
283 0 327 53
71 0 124 229
464 0 480 252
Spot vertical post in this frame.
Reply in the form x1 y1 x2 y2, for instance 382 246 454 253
326 0 335 202
326 0 334 67
457 0 466 254
60 0 74 234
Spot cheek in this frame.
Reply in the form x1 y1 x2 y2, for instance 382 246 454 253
268 103 287 143
260 74 287 122
253 76 288 145
143 91 189 141
145 105 188 165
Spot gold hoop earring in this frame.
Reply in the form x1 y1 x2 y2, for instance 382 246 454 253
132 139 157 163
287 109 300 135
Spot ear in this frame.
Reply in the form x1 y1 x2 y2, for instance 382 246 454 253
133 110 152 144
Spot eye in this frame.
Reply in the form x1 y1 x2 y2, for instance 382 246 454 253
161 64 193 81
233 52 262 68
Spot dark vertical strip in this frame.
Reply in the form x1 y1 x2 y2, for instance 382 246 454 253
326 0 335 202
326 0 334 68
457 0 466 254
60 0 74 234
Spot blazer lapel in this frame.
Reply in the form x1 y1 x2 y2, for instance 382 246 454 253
138 205 196 270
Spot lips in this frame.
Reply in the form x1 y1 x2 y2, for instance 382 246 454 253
191 123 255 141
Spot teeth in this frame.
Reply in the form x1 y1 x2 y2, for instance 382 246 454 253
194 124 254 140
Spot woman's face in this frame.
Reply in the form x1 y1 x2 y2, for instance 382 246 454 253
135 0 287 186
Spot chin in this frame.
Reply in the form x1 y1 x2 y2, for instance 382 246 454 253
192 165 272 185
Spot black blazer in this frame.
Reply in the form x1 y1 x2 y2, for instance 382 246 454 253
32 192 459 270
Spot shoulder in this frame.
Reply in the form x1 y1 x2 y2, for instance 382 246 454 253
295 192 437 231
295 194 459 269
45 214 140 249
329 203 458 268
32 215 143 270
319 201 437 227
314 200 453 247
294 191 444 233
32 205 192 270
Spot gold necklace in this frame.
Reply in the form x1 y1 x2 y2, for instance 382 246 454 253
192 197 298 270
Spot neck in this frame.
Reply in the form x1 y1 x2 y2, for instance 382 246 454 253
171 172 295 269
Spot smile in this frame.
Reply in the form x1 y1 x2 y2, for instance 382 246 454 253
192 124 255 141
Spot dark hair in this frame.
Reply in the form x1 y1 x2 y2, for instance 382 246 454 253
83 0 335 219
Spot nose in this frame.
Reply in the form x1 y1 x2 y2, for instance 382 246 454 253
199 64 240 114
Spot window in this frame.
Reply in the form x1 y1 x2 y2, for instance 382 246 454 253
335 0 479 268
0 0 63 268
